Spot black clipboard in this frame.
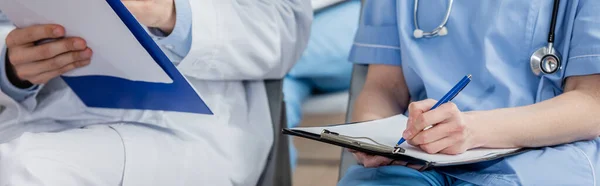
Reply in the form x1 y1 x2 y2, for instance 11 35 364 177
282 128 431 169
282 123 530 170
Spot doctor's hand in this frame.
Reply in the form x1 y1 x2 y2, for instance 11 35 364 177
5 24 92 86
403 99 483 155
122 0 176 34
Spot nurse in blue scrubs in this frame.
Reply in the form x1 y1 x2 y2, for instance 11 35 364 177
340 0 600 185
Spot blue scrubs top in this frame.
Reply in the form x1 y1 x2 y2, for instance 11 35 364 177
349 0 600 185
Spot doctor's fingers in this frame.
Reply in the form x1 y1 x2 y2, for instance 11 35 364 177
5 24 65 47
27 59 91 85
14 49 92 84
405 102 461 139
8 37 88 65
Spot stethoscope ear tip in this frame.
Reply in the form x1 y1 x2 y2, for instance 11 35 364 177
413 27 448 38
438 27 448 36
413 29 424 38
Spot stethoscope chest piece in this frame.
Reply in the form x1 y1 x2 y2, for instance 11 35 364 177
530 45 561 76
529 0 562 76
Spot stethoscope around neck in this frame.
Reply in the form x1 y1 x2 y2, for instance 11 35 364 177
413 0 562 76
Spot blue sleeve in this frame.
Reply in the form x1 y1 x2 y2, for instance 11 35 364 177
348 0 401 66
147 0 192 61
0 46 39 102
564 0 600 77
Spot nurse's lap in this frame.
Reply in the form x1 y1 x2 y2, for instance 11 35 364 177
338 138 600 185
338 165 474 186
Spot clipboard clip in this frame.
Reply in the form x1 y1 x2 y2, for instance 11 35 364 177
393 146 405 154
321 129 405 154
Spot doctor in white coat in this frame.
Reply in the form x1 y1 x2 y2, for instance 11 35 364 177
0 0 311 185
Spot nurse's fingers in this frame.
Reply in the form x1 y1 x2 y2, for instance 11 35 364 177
351 151 367 163
352 152 371 167
390 160 408 166
407 99 438 121
362 155 393 168
418 135 459 154
353 150 424 170
389 160 425 170
407 102 460 140
407 163 426 170
408 121 456 146
405 99 437 138
352 151 393 168
439 139 469 155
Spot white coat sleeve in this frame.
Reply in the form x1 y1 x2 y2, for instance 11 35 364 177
177 0 313 81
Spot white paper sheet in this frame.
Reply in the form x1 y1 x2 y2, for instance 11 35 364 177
0 0 173 83
293 114 520 164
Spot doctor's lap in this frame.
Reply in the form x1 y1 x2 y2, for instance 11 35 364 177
0 0 312 185
340 0 600 185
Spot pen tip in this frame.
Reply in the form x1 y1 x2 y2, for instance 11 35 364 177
397 138 405 145
467 74 472 79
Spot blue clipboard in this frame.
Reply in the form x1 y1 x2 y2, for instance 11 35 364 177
60 0 213 115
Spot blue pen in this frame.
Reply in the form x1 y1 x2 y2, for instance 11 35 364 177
394 74 472 151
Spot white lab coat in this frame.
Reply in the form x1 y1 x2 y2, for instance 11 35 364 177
0 1 312 185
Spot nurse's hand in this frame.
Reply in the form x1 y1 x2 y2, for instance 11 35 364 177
348 149 423 169
5 24 92 86
403 99 482 155
122 0 176 34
